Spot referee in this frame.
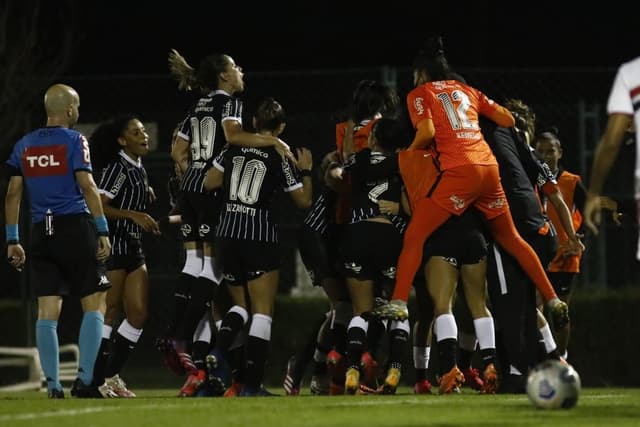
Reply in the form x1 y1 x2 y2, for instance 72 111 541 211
4 84 112 398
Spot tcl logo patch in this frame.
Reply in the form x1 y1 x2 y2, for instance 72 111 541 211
22 145 68 177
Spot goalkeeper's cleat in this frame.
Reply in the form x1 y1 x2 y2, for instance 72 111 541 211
438 366 465 395
413 379 433 394
371 299 409 320
480 363 498 394
283 355 301 395
546 298 569 332
461 367 484 391
177 369 206 397
380 367 401 395
344 368 360 395
310 374 329 395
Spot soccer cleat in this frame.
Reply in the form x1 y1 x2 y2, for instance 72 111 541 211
344 367 360 395
71 378 116 398
371 299 409 321
360 352 379 389
380 367 401 395
438 366 465 395
238 385 278 397
357 383 378 395
105 374 136 397
310 374 329 395
205 353 229 396
48 388 64 399
177 369 206 397
546 298 569 332
461 367 484 391
413 379 433 394
283 355 301 396
223 381 243 398
326 350 346 395
480 363 498 394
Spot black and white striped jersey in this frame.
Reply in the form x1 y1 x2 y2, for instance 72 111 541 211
178 90 242 193
302 193 330 235
344 149 406 233
214 145 302 242
98 151 149 255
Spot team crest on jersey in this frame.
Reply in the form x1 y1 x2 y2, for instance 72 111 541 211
381 266 396 279
414 97 424 115
181 224 192 237
344 262 362 274
22 144 69 177
199 224 211 237
449 195 466 210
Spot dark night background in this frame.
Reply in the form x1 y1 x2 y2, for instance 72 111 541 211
1 1 640 389
64 2 637 75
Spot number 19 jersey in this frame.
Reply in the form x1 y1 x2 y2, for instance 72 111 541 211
177 89 242 193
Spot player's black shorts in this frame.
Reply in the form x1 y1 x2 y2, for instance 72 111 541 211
215 238 281 285
30 213 111 298
178 191 220 243
340 221 402 282
298 223 342 286
107 236 146 273
423 209 488 266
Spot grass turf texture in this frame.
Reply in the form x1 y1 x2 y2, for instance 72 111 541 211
1 388 639 427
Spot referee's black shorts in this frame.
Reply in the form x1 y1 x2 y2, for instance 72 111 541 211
31 213 110 298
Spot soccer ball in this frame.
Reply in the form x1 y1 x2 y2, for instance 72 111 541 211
526 359 581 409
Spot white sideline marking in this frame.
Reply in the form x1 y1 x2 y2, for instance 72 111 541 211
0 403 183 422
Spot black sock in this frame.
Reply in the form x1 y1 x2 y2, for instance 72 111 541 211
332 323 348 356
387 328 409 370
178 277 214 341
105 332 135 378
480 348 496 370
215 311 245 356
346 326 367 369
437 338 458 375
458 348 474 370
92 337 111 385
169 273 195 336
229 345 246 383
245 336 269 389
366 319 386 359
415 368 427 381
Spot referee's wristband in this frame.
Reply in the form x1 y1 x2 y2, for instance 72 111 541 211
6 224 19 244
94 215 109 236
299 169 312 178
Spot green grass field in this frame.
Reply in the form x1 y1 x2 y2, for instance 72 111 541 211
1 388 639 427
